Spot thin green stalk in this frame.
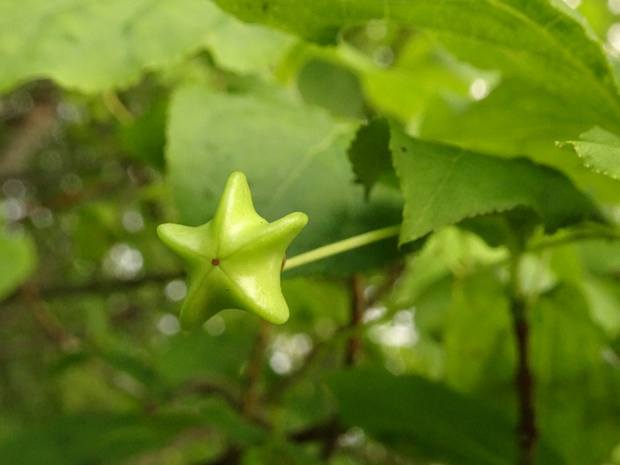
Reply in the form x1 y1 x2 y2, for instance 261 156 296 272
528 223 620 252
283 225 401 271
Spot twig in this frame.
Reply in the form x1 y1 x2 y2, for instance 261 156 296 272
320 418 343 460
513 302 536 465
199 447 242 465
3 272 185 305
203 419 345 465
316 275 367 460
509 256 537 465
19 282 80 350
264 324 362 404
288 418 344 460
0 100 56 177
175 379 241 411
264 269 403 405
346 274 365 366
241 320 271 418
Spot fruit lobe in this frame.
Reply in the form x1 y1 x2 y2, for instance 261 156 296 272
157 172 307 329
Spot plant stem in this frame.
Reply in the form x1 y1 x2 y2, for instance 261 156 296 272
509 254 537 465
528 223 620 252
346 274 365 366
241 320 270 418
20 282 79 350
513 304 536 465
102 91 135 124
283 225 401 271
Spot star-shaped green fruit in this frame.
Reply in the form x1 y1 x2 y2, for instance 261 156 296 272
157 172 308 329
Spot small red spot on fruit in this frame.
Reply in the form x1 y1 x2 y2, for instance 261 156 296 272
281 254 286 271
211 258 220 266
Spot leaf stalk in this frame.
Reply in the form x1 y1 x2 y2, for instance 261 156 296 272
283 225 401 271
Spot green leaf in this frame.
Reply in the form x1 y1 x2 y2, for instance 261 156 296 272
96 348 160 393
390 227 508 312
582 277 620 339
201 3 293 74
563 126 620 181
243 441 324 465
119 97 167 170
154 312 259 385
444 272 515 394
282 277 349 327
420 77 594 158
201 398 267 445
420 79 620 202
297 59 366 118
0 228 36 301
530 284 620 465
212 0 620 128
347 118 394 196
389 232 515 402
0 413 199 465
328 368 518 465
166 84 402 274
349 32 476 122
390 125 605 245
579 238 620 277
0 0 290 93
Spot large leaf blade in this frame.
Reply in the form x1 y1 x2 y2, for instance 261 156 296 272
531 284 620 465
0 413 199 465
328 368 518 465
213 0 620 129
390 125 605 245
420 79 620 203
0 228 36 301
0 0 290 92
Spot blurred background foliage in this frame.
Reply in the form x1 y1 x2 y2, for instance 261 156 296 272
2 1 620 464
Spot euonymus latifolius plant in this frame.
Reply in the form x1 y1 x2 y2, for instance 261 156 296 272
157 171 404 329
157 171 308 329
